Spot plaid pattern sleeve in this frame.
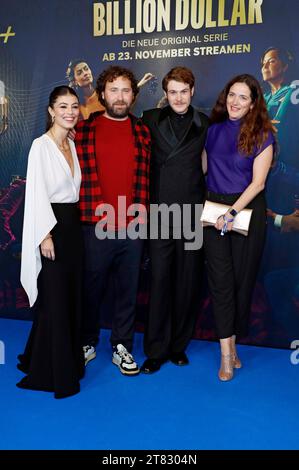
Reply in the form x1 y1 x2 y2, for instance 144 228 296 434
132 119 151 206
75 113 104 223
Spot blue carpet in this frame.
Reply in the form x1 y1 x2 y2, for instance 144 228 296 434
0 318 298 450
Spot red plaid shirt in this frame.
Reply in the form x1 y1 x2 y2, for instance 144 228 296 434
75 112 151 223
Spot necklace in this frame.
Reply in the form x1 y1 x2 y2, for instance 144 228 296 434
49 128 74 176
49 128 70 152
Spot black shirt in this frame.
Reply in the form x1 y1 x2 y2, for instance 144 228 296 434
169 106 193 141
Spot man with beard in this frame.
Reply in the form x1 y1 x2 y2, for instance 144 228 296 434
75 66 151 375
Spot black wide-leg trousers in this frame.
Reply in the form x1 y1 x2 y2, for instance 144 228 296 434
203 191 267 339
17 203 85 399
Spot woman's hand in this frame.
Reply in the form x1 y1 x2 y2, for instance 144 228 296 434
215 213 234 232
40 236 55 261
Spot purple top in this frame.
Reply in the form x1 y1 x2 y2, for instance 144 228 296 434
206 119 274 194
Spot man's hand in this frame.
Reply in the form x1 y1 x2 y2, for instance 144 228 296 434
267 208 277 220
281 213 299 233
68 128 76 141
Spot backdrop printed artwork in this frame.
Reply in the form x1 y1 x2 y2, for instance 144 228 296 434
0 0 298 347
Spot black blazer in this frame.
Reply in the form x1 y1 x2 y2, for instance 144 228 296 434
142 106 209 206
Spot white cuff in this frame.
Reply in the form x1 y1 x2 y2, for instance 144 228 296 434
274 214 283 228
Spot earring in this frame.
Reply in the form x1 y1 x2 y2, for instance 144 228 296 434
52 115 55 123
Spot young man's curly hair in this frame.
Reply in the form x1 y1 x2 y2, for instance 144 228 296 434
96 66 139 106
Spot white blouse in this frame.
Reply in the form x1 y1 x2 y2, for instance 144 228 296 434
21 134 81 307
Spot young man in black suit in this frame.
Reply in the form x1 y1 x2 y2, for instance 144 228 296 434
141 67 209 373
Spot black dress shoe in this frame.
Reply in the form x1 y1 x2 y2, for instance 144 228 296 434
140 358 165 374
170 352 189 366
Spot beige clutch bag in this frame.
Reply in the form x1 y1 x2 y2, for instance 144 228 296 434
200 200 253 236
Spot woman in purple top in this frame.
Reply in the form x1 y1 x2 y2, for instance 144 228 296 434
202 74 275 381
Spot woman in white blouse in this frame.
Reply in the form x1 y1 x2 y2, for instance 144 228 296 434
17 86 85 398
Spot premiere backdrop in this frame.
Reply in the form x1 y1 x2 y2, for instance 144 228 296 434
0 0 298 347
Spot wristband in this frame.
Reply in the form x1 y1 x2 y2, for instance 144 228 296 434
220 215 234 236
223 215 234 223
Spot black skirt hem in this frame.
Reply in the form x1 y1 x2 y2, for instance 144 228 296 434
16 377 81 399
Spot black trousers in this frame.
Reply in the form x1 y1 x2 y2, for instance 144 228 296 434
203 191 267 339
144 232 204 359
82 225 143 351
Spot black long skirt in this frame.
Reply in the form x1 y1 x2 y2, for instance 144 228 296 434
17 203 85 398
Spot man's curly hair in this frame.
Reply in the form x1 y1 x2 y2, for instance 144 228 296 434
96 66 139 106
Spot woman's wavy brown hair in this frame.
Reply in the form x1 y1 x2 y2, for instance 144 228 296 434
210 74 276 156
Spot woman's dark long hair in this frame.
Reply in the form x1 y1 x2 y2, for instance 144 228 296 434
210 74 276 156
46 86 79 131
